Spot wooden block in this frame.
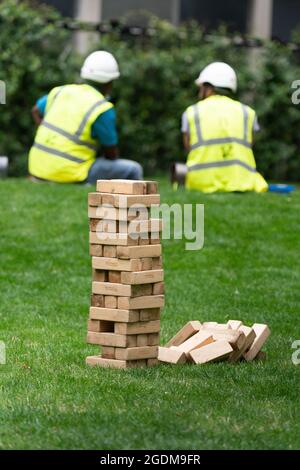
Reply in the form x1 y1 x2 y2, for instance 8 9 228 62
104 296 117 309
87 332 128 347
229 325 256 363
114 320 160 335
145 181 158 194
158 346 187 364
92 257 141 272
88 319 100 332
153 282 164 295
227 320 243 330
103 246 117 258
129 219 162 235
101 346 115 359
89 232 138 246
152 257 163 269
89 245 103 257
88 192 102 206
165 321 202 347
117 244 162 259
92 269 106 282
102 193 160 208
137 334 148 346
202 328 246 350
86 356 128 369
121 269 163 285
131 284 153 297
202 322 218 328
190 340 233 364
93 281 131 297
115 346 158 360
89 307 139 323
118 295 164 310
91 294 104 308
96 180 147 195
89 206 136 221
148 333 160 346
150 233 160 244
147 358 159 367
140 257 153 271
108 271 121 283
214 323 231 329
243 324 270 361
139 237 151 246
175 331 215 358
139 308 161 321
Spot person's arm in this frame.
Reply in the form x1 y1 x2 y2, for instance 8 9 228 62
32 95 48 127
181 111 190 151
92 108 119 159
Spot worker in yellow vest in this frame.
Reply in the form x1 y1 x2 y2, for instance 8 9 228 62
182 62 268 193
28 51 143 183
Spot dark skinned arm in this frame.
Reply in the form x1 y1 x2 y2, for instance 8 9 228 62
182 132 190 152
102 145 119 160
31 104 43 126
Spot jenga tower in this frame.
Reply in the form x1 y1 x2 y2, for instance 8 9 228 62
86 179 164 369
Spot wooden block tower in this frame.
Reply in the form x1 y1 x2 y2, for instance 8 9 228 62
86 179 164 369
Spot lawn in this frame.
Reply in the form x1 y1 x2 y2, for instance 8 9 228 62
0 178 299 450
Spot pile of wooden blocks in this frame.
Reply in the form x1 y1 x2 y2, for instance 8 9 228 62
86 179 164 369
159 320 270 365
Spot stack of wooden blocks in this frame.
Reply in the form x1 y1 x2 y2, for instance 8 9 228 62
159 320 270 365
86 179 164 369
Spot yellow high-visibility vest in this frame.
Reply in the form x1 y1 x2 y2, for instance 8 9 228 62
185 95 268 193
28 84 113 182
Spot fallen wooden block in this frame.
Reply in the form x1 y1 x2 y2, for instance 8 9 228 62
228 325 256 363
101 193 160 208
89 306 139 323
202 328 246 350
114 320 160 335
243 324 270 361
96 180 147 195
190 340 233 364
116 244 162 259
202 322 218 328
121 269 164 285
92 257 141 272
227 320 243 329
158 346 187 364
115 346 158 360
174 331 215 358
118 295 164 310
165 321 202 347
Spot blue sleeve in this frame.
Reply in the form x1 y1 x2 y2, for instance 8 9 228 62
36 95 48 116
91 108 118 146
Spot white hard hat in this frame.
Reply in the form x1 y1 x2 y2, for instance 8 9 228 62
80 51 120 84
195 62 237 92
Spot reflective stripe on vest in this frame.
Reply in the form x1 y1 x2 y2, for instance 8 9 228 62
188 159 257 173
40 121 97 151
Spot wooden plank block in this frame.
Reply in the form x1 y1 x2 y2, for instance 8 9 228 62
108 271 121 283
202 328 246 350
88 192 102 206
89 206 138 221
96 179 147 195
128 219 162 234
153 282 164 295
190 340 233 364
92 269 107 282
152 257 163 269
131 284 152 297
147 358 159 367
104 296 117 309
202 322 218 328
148 333 160 346
89 245 103 257
118 295 164 310
87 319 100 332
115 320 160 335
116 244 162 259
92 281 131 297
227 320 243 330
140 257 153 271
91 294 104 308
87 332 129 347
89 306 139 323
102 193 160 208
86 356 128 369
92 257 141 272
115 346 158 360
121 269 163 285
175 331 214 358
165 321 202 347
137 334 148 346
229 325 256 363
101 346 115 359
243 324 270 361
89 232 138 246
139 308 161 321
158 346 187 364
103 246 117 258
145 181 158 194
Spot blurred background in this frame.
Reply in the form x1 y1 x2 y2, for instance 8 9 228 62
0 0 300 179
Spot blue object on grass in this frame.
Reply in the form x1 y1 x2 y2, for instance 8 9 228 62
268 184 295 194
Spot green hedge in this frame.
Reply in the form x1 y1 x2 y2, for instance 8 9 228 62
1 1 300 180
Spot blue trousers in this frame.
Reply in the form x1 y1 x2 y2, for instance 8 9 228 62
87 157 143 184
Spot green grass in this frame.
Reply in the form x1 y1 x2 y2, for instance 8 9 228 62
0 178 300 450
